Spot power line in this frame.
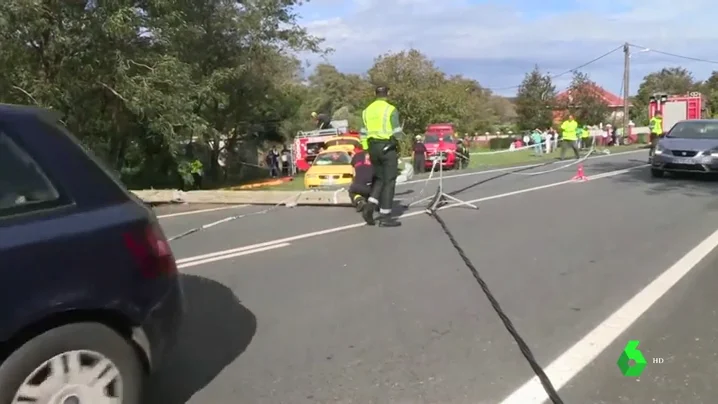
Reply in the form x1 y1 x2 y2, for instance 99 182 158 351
487 44 624 92
628 43 718 65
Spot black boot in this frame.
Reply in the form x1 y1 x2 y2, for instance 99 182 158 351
362 201 376 225
378 214 401 227
355 197 366 213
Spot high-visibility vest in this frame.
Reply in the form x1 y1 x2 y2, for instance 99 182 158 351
650 117 663 135
561 120 578 141
362 99 396 141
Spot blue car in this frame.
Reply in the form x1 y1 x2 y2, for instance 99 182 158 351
0 104 184 402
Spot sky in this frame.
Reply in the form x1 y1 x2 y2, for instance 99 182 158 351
296 0 718 96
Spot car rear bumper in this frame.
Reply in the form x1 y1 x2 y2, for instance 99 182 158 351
304 177 352 188
136 276 185 372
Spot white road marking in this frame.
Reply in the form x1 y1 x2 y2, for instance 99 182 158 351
498 224 718 404
174 164 647 265
398 148 644 186
157 204 248 219
177 243 290 268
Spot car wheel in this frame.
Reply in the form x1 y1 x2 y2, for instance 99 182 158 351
651 168 665 178
0 322 143 404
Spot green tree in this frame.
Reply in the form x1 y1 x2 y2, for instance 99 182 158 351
0 0 323 188
515 66 556 130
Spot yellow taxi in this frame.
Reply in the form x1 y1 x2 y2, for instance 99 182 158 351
304 149 355 189
323 136 361 153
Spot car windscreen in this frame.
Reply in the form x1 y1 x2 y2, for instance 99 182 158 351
666 122 718 139
424 134 454 143
313 152 351 165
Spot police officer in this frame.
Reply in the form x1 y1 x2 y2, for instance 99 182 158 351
360 85 403 227
559 114 580 160
648 111 663 161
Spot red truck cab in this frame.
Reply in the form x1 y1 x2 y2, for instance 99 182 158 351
424 123 457 169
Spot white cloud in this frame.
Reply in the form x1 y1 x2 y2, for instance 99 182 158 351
299 0 718 95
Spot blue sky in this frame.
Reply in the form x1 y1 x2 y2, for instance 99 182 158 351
296 0 718 96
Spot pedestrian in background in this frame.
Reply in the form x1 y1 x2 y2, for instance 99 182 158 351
412 135 427 173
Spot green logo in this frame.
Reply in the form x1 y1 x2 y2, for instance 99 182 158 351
617 340 647 377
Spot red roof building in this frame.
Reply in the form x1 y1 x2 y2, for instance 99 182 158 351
553 84 630 124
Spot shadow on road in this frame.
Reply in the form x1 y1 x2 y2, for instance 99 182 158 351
143 274 257 404
588 159 718 200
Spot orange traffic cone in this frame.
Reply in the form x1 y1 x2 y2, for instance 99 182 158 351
572 163 588 181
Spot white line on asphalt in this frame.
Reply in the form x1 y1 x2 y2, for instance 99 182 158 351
498 223 718 404
157 204 248 219
398 148 644 186
177 243 290 268
174 164 647 266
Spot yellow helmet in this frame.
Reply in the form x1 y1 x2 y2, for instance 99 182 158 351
311 112 318 118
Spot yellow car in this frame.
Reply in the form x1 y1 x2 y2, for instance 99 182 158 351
323 136 361 153
304 150 355 189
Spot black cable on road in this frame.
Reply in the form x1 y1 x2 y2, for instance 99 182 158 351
428 206 565 403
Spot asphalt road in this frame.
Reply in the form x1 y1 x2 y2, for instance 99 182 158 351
144 149 718 404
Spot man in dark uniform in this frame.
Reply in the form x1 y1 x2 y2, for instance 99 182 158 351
361 85 403 227
648 110 663 162
311 112 332 130
412 135 427 173
456 138 469 169
348 142 373 212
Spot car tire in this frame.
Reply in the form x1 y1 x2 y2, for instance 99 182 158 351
0 322 143 404
651 168 665 178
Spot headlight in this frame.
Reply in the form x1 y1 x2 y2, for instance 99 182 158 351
703 149 718 157
654 145 665 155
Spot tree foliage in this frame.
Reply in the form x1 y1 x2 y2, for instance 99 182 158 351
0 4 523 189
632 67 699 125
557 71 610 125
515 66 556 130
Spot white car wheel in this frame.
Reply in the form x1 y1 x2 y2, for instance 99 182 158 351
12 350 122 404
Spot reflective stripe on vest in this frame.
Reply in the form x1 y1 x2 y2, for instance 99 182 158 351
651 118 663 135
362 100 395 140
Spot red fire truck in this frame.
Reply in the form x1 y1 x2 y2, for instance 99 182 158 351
290 120 360 173
648 92 706 132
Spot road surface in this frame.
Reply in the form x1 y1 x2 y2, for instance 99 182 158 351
144 149 718 404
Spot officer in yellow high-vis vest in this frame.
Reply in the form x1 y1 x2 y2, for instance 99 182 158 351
648 111 663 160
559 114 580 160
360 85 403 227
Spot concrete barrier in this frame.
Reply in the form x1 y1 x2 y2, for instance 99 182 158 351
132 189 352 206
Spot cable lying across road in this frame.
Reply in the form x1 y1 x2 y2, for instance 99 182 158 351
428 208 564 403
166 190 313 242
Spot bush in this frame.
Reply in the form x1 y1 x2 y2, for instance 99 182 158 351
488 137 514 150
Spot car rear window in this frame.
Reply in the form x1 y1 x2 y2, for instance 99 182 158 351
0 131 61 215
313 152 351 165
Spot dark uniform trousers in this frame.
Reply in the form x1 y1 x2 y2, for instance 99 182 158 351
413 154 425 173
368 139 399 212
649 133 661 158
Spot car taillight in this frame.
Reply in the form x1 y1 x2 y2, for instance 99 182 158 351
123 222 178 278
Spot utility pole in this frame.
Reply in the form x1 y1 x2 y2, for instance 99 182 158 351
622 43 630 137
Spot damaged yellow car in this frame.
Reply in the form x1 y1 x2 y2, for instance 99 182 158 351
304 150 354 189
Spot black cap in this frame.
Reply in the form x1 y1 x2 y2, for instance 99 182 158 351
375 85 389 97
